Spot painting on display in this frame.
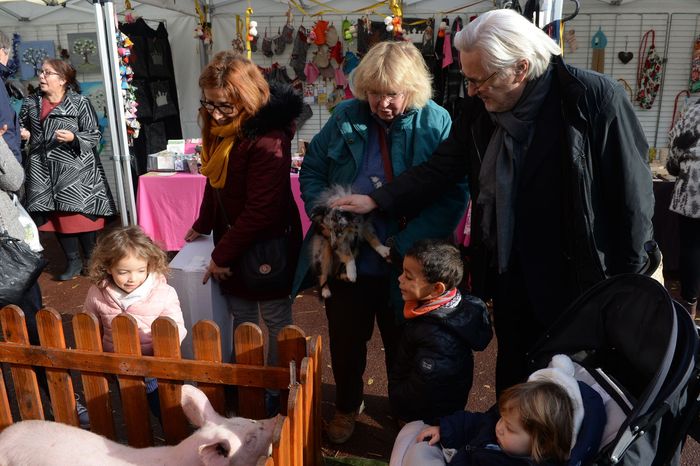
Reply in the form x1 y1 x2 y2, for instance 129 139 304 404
67 32 100 73
17 40 55 80
81 81 108 154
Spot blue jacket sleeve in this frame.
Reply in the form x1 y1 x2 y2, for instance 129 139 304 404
439 410 489 449
298 114 336 216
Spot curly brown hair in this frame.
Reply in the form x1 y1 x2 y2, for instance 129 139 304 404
88 226 170 287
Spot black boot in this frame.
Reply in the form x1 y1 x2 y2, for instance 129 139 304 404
78 231 97 276
56 253 82 281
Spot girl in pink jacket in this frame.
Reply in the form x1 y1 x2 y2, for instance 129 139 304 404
84 225 186 420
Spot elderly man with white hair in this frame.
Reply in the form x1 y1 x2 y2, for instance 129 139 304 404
333 9 654 394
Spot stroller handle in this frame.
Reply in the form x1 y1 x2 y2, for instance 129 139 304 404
641 240 662 277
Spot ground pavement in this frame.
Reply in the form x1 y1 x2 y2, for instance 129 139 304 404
26 234 700 464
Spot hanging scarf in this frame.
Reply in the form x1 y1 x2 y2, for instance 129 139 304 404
477 65 553 273
201 119 241 188
403 288 459 320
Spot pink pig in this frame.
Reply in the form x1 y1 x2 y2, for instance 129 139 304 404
0 385 279 466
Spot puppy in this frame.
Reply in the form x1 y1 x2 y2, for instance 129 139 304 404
310 185 391 298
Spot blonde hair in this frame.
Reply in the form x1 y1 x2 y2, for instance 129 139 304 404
350 41 432 109
498 381 574 463
453 9 561 80
88 226 170 287
198 51 270 136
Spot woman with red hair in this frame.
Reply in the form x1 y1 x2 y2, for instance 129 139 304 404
185 53 302 414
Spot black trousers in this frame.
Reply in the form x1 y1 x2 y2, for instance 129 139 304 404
492 268 547 396
324 275 400 413
679 215 700 303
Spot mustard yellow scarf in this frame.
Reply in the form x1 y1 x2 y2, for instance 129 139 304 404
201 119 241 188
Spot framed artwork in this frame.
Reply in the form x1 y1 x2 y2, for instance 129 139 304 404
17 40 55 80
81 81 108 154
67 32 100 73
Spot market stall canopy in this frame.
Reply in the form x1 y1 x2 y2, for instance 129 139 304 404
0 0 92 23
0 0 65 4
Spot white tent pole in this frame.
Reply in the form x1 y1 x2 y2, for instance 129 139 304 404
102 0 138 226
93 0 129 226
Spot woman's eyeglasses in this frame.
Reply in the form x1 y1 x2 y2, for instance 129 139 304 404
38 69 61 77
463 71 498 92
200 99 236 115
367 92 405 103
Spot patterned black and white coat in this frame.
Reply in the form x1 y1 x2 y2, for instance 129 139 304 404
667 98 700 219
19 90 116 217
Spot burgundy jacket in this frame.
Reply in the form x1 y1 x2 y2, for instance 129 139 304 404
192 83 303 300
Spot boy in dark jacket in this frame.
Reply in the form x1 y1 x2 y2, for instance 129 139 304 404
389 239 492 425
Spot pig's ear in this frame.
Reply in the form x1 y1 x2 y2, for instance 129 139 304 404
199 437 240 466
181 384 224 427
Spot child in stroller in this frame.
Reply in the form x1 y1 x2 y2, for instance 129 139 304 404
390 354 606 466
393 272 700 466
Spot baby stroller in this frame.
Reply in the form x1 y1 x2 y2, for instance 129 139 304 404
527 273 700 465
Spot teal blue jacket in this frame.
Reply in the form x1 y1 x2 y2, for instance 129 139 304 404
292 98 469 312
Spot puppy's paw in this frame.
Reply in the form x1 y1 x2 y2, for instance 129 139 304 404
321 286 332 298
375 245 391 259
345 262 357 282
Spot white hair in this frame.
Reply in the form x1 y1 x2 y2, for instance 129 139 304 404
0 31 10 52
453 9 561 80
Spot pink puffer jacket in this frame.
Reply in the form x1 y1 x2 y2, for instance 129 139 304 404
84 273 186 355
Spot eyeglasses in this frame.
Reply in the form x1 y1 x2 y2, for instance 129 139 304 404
367 92 405 103
463 70 498 92
199 99 236 115
38 69 61 77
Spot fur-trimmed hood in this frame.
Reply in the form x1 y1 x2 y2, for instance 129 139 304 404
242 81 303 139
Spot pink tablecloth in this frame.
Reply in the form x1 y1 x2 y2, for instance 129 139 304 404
137 173 207 251
137 172 310 251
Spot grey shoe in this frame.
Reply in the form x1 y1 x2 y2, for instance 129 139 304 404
76 396 90 429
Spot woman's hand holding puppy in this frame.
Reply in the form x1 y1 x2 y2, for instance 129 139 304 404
330 194 377 214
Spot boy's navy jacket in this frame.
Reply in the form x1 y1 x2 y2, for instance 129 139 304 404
439 381 606 466
389 292 492 425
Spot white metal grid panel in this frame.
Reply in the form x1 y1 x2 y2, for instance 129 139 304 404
563 13 671 150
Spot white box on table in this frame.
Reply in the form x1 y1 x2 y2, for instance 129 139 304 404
169 235 232 361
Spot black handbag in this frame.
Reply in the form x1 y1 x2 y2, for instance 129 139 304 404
0 230 48 307
215 190 290 291
233 235 289 290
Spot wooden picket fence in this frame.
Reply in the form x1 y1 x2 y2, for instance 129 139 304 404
0 305 322 466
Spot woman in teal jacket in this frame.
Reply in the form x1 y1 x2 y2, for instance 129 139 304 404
293 41 469 445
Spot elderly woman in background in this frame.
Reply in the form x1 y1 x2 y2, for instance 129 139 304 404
20 58 116 281
184 52 302 415
292 41 469 444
